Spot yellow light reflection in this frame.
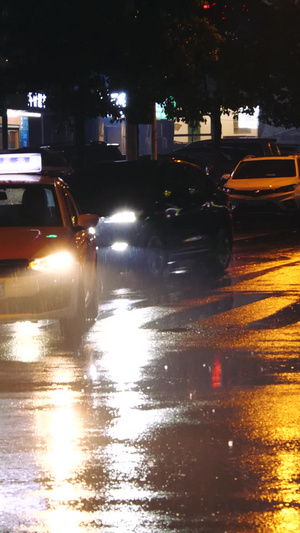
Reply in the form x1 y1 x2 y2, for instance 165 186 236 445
232 384 300 532
89 297 163 517
48 408 81 482
10 321 44 361
87 298 164 441
35 391 81 480
34 372 90 533
273 507 300 533
98 299 153 387
41 507 84 533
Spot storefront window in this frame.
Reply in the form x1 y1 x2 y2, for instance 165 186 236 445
0 128 19 150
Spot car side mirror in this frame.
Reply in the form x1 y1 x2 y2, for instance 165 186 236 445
221 173 231 181
218 174 231 188
76 213 99 229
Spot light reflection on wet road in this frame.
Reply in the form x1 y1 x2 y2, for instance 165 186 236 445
1 227 300 531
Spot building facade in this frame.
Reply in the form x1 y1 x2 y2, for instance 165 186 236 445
3 93 290 157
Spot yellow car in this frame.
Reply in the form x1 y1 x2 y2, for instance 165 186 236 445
223 155 300 216
0 152 99 341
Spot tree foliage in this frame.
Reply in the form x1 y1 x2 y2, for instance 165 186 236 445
1 0 300 148
108 0 221 124
255 0 300 128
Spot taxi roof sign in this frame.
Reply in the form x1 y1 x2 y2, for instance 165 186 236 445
0 153 42 174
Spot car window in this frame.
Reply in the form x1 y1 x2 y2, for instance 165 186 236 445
183 163 215 193
233 160 297 179
269 142 281 156
160 162 212 196
0 185 62 227
63 190 80 226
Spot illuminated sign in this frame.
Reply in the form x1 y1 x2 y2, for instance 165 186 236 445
238 106 259 129
110 92 126 119
0 153 42 174
27 92 47 109
111 92 126 108
156 103 167 120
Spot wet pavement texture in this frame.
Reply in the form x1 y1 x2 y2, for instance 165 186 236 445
1 222 300 532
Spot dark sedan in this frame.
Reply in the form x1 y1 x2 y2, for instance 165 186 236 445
69 159 233 278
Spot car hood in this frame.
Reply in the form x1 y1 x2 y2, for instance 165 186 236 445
0 227 74 261
78 188 149 218
227 176 299 190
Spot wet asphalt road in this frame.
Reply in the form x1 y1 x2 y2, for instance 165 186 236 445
1 218 300 532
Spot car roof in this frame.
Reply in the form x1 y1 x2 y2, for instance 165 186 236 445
81 157 207 182
237 155 300 162
191 137 278 145
0 174 64 185
185 138 280 155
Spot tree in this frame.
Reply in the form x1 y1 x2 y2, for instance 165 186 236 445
3 1 212 159
163 2 263 135
158 0 300 170
254 0 300 129
1 0 124 167
163 1 300 130
106 0 222 158
2 0 300 165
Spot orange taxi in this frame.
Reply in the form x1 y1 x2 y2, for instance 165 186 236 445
0 152 99 341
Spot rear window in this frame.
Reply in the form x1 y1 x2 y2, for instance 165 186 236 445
233 159 297 179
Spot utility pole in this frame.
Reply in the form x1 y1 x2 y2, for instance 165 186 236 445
151 103 157 160
1 106 8 150
125 92 139 160
126 121 139 160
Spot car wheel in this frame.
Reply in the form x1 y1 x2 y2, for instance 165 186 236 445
145 235 167 278
210 228 232 272
59 282 86 342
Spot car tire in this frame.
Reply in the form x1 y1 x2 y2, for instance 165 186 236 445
145 235 167 278
210 228 232 273
59 282 86 342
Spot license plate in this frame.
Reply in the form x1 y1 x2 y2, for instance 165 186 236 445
0 281 5 298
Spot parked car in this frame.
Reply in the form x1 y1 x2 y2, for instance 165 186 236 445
222 155 300 217
170 137 281 184
170 146 236 183
0 152 99 341
70 159 233 278
39 148 75 178
40 141 124 172
276 143 300 155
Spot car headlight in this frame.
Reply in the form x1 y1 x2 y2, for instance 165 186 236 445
29 251 76 273
275 184 296 193
106 211 137 224
111 242 129 251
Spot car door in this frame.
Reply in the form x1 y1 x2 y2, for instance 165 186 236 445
63 190 97 303
160 162 216 255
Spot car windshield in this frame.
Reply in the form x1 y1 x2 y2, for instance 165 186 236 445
233 159 296 179
0 185 62 227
